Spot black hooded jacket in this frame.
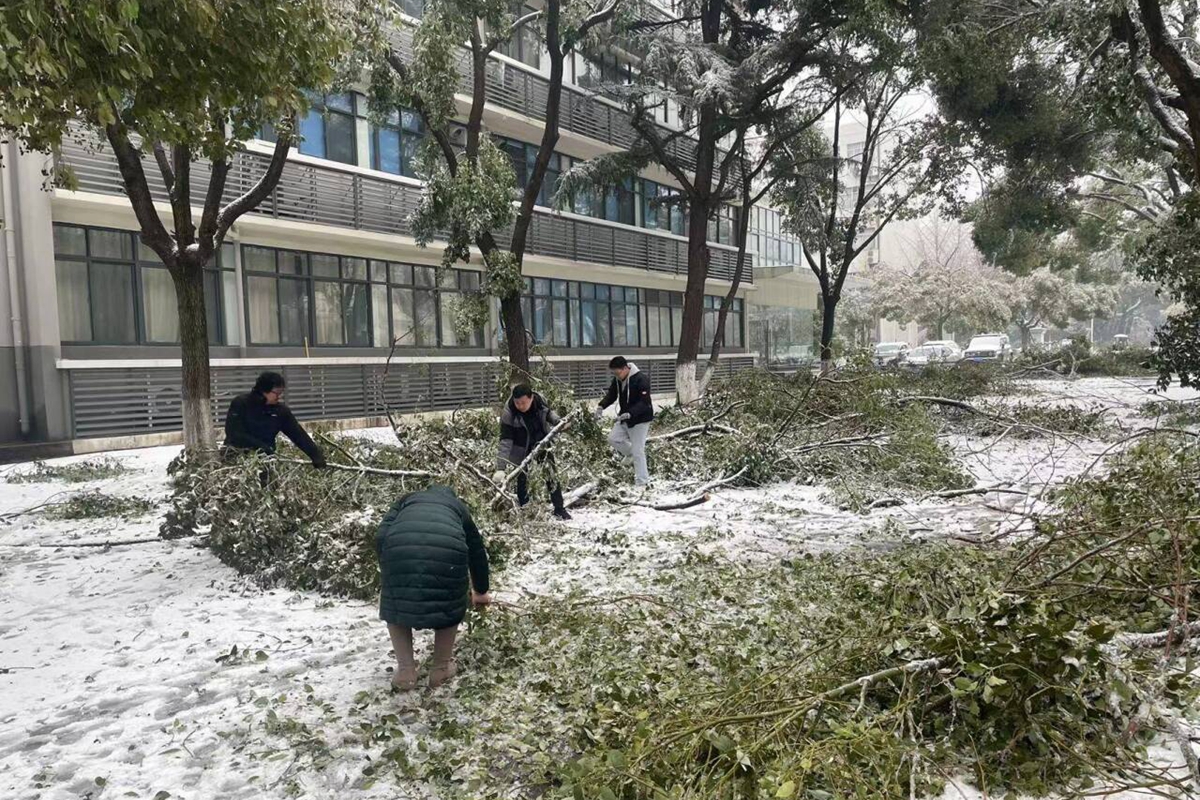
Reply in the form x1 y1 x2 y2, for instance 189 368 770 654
223 391 324 464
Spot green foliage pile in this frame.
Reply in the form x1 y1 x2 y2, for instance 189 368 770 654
6 456 128 484
167 366 979 595
1139 399 1200 428
330 437 1199 799
45 490 154 520
1015 344 1157 378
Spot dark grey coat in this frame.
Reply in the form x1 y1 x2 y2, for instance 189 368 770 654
496 392 560 470
375 486 490 630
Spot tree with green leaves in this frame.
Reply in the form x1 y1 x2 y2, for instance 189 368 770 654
0 0 358 449
557 0 854 401
771 19 961 372
872 218 1011 341
918 0 1200 382
370 0 618 383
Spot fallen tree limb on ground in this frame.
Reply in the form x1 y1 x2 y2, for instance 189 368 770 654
629 467 752 511
648 422 740 442
280 459 435 479
865 484 1029 511
563 481 597 509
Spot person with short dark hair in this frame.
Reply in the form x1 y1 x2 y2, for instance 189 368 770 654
492 384 571 519
222 371 325 466
596 356 653 486
376 485 492 690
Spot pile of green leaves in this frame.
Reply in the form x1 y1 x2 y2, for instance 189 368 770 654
323 438 1199 800
6 456 128 484
169 365 991 593
45 489 153 520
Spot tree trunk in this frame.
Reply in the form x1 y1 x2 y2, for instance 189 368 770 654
1020 325 1031 351
499 292 531 383
819 292 838 374
676 207 712 404
936 320 945 340
173 261 215 450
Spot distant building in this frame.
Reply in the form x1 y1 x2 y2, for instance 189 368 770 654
0 7 817 448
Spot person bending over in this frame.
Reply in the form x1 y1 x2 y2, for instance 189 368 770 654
375 485 492 690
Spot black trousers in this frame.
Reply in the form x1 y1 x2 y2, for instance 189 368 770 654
515 454 565 511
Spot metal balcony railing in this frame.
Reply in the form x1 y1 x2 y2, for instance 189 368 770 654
385 25 712 175
57 136 751 282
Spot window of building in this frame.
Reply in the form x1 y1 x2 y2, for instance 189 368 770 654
640 180 686 235
244 245 484 349
398 0 425 18
298 92 357 164
574 51 631 92
708 204 739 247
52 224 234 346
703 296 745 348
520 278 641 348
642 289 681 347
370 108 424 178
495 3 541 69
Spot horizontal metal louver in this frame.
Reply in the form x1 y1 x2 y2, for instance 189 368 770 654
66 358 754 438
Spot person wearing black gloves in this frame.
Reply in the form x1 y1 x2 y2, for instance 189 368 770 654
595 356 653 487
222 371 325 467
492 384 571 520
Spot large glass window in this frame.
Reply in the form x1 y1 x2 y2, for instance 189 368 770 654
640 180 686 235
370 109 424 178
642 289 682 348
708 204 739 247
399 0 425 18
496 4 541 68
521 278 645 348
52 224 233 346
748 206 802 268
298 92 357 164
244 247 483 349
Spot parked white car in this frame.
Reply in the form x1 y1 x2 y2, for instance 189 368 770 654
873 341 909 367
921 340 964 362
906 343 960 368
963 333 1012 363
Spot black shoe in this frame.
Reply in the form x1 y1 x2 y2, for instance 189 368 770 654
552 507 572 520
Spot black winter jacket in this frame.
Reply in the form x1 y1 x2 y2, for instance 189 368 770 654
375 486 490 630
599 363 654 425
222 391 324 464
496 393 560 469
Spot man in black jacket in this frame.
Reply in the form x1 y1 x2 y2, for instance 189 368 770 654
222 371 326 467
595 356 653 486
491 385 571 520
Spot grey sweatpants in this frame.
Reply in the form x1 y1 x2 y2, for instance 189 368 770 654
608 421 650 486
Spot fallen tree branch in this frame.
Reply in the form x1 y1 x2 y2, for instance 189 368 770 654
563 481 597 509
1 537 175 548
280 459 435 479
631 467 751 511
792 433 888 455
865 484 1029 511
1115 620 1200 650
648 422 740 442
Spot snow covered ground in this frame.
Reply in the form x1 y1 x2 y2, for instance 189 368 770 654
0 377 1195 800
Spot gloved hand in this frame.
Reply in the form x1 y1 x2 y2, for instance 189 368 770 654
593 406 605 421
491 469 505 484
616 412 631 422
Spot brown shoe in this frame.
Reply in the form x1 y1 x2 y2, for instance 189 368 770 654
391 665 418 691
428 659 458 689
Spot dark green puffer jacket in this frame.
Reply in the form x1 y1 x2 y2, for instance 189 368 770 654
375 485 490 630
